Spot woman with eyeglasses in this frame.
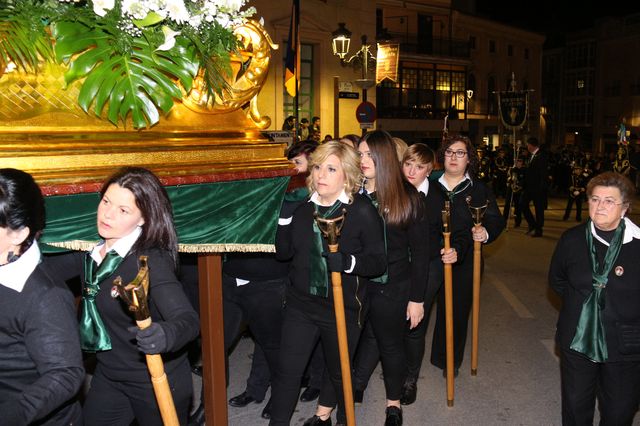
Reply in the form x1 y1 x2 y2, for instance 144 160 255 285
549 171 640 425
429 135 504 377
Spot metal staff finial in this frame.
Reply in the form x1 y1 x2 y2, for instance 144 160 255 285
314 209 347 245
465 196 488 227
111 256 150 321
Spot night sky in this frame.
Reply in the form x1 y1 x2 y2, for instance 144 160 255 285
475 1 640 47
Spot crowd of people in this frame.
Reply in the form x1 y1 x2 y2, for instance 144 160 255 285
1 129 639 426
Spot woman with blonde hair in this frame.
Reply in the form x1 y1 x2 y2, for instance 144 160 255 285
270 141 386 426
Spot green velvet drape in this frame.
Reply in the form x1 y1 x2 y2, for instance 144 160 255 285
41 177 290 253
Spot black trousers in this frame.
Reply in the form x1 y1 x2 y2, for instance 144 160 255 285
352 282 408 400
83 361 192 426
503 190 522 225
563 195 584 221
521 189 546 233
560 348 640 426
431 261 474 370
270 301 362 425
223 273 286 400
405 259 443 380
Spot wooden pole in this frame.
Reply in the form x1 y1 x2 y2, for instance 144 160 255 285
198 254 228 426
442 202 454 407
136 318 180 426
328 242 356 426
471 238 481 376
443 231 454 407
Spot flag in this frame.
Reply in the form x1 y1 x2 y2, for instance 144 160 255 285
284 0 300 98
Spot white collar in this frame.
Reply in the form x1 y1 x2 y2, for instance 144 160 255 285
590 217 640 246
91 226 142 264
0 242 41 292
438 172 472 191
309 189 350 206
417 178 430 196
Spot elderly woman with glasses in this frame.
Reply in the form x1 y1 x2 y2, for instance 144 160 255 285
428 135 504 377
549 171 640 425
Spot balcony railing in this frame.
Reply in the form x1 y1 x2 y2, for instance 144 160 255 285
383 32 470 59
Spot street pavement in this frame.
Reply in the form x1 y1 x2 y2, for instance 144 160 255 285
205 196 640 426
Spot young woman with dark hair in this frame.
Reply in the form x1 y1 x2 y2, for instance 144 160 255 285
270 141 386 426
47 166 199 425
429 135 504 376
0 168 85 426
349 130 430 426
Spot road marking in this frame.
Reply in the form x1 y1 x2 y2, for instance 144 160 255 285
491 276 535 318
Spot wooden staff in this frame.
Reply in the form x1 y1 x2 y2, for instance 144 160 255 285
441 201 454 407
112 256 179 426
315 210 355 426
466 197 488 376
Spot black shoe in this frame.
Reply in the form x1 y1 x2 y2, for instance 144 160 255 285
302 415 332 426
531 231 543 238
525 228 534 235
385 406 403 426
354 389 364 405
261 398 272 420
442 367 459 378
299 386 321 402
400 379 417 405
562 216 569 221
188 403 205 426
228 391 262 407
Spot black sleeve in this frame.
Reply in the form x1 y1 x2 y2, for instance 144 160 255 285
41 251 84 282
408 199 430 303
275 217 295 262
549 233 570 296
147 251 200 353
482 185 505 244
5 284 84 424
350 199 387 278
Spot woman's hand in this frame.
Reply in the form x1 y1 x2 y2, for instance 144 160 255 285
440 247 457 264
406 301 425 329
471 225 488 242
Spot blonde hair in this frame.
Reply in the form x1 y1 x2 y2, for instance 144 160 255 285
306 140 362 201
402 143 435 166
392 137 408 162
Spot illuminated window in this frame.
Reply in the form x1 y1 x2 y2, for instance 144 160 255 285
436 71 450 91
577 79 585 89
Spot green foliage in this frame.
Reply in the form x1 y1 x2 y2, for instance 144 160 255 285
53 20 199 128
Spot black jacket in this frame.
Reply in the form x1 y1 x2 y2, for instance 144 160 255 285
276 193 386 324
46 248 200 382
0 261 84 426
549 222 640 362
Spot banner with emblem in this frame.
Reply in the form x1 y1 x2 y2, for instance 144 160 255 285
375 43 399 84
498 91 528 130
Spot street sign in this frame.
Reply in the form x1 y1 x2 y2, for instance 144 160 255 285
359 122 374 129
339 92 359 99
355 101 376 123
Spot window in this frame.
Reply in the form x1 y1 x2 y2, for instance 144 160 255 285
469 35 476 49
487 75 497 115
489 40 496 53
508 45 513 56
283 43 314 120
524 48 529 60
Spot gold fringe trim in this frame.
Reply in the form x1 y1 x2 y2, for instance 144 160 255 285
46 240 98 251
178 243 275 253
45 240 275 253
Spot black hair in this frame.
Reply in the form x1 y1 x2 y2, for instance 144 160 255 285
100 167 178 268
527 137 540 147
287 140 319 160
0 168 46 254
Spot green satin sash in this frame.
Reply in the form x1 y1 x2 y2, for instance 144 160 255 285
309 200 343 297
80 250 124 352
570 220 625 362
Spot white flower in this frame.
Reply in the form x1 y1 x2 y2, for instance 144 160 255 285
165 0 190 24
121 0 150 20
92 0 115 17
156 26 181 51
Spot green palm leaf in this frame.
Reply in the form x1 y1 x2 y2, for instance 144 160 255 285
0 2 55 73
53 20 199 129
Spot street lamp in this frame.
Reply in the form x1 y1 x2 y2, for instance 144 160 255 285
331 23 376 102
